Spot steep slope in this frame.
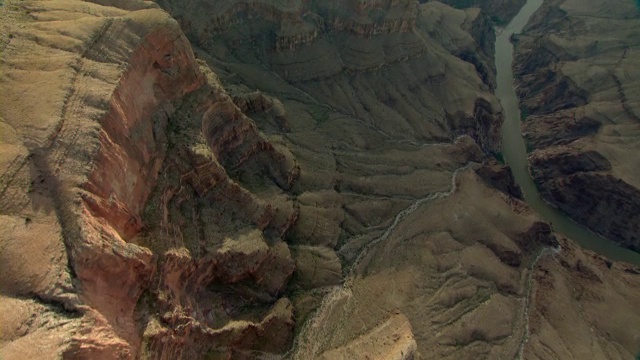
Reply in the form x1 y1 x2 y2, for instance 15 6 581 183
0 0 203 357
1 0 296 358
513 0 640 252
523 237 640 359
428 0 526 24
154 0 640 359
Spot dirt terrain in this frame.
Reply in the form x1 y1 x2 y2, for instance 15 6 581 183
0 0 639 359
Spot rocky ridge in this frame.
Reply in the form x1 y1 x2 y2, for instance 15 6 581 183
428 0 527 25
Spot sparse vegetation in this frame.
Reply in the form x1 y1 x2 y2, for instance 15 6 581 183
306 104 331 124
206 349 227 360
525 139 535 153
490 15 508 27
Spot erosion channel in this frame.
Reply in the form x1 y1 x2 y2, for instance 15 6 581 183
496 0 640 265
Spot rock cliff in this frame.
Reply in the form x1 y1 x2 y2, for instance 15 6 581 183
1 1 204 357
1 0 298 358
513 0 640 252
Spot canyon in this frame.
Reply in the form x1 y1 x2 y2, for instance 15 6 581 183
0 0 638 359
513 0 640 253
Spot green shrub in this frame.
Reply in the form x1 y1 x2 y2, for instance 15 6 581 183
525 140 535 153
307 104 331 124
490 15 508 27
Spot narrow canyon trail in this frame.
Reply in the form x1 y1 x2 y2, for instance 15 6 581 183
289 161 474 359
515 246 559 360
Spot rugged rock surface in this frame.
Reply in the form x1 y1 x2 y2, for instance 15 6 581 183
1 0 640 359
418 2 498 89
474 160 524 199
530 149 640 252
513 0 640 252
1 1 201 357
1 0 297 358
525 237 640 359
428 0 527 25
157 0 503 153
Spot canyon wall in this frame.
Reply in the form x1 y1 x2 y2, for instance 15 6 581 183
513 0 640 252
427 0 526 24
0 0 206 357
1 0 298 358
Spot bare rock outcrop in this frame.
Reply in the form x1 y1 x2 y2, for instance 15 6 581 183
524 237 640 359
418 2 497 89
1 0 205 357
474 160 524 199
318 313 418 360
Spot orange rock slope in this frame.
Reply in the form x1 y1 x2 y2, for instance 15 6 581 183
1 0 297 358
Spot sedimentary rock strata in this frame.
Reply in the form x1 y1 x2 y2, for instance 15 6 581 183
525 236 640 359
0 0 297 357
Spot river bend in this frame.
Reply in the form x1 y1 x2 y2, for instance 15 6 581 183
495 0 640 265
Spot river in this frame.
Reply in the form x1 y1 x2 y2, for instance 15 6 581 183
495 0 640 265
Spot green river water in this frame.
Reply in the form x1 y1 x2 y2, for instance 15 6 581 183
495 0 640 265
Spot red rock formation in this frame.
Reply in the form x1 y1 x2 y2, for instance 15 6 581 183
83 22 203 240
1 0 302 357
119 45 303 358
69 8 205 356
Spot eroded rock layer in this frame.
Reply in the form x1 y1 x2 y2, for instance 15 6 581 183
0 1 205 357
